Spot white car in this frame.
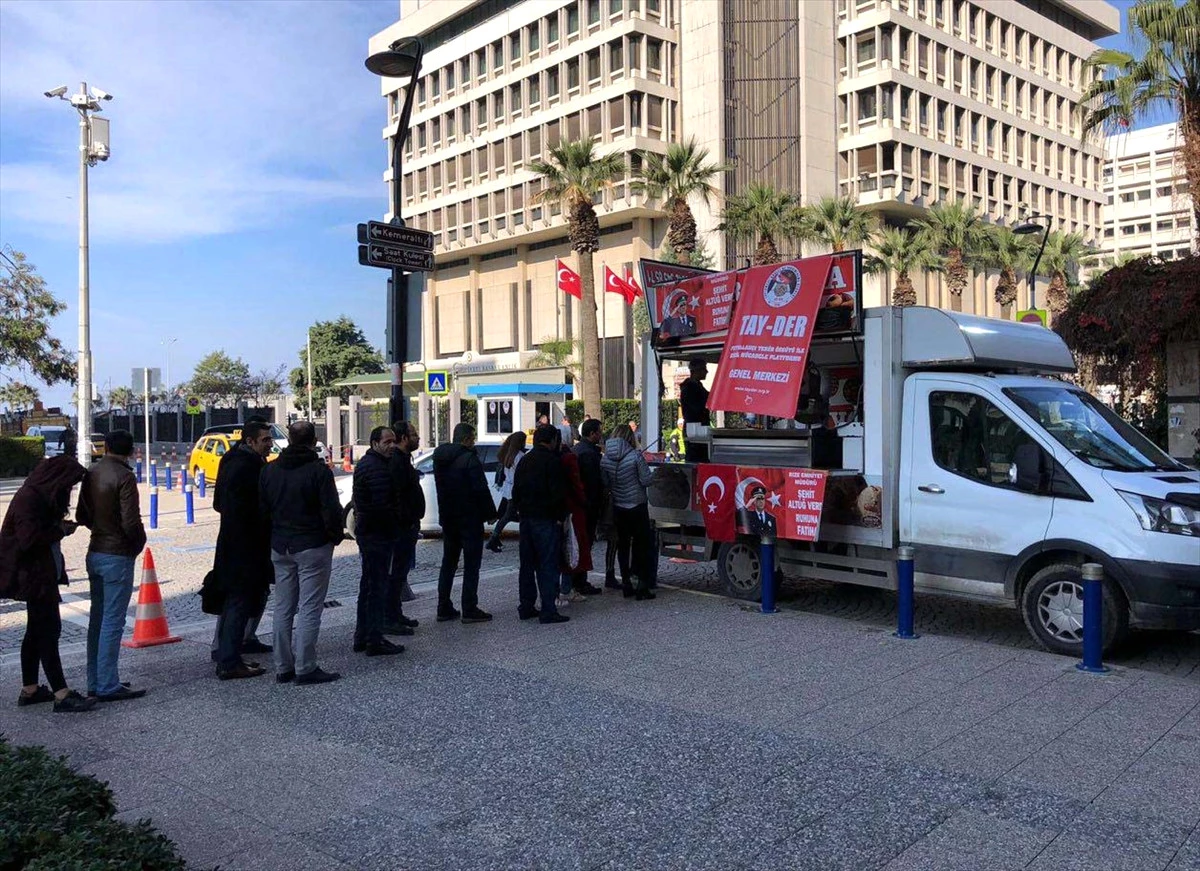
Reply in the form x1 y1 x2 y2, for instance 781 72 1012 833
27 425 70 458
336 444 505 536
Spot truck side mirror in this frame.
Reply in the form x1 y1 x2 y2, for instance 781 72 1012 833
1011 443 1044 492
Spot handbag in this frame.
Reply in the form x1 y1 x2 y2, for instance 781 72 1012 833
562 518 581 573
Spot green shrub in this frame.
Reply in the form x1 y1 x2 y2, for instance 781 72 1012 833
564 399 681 443
0 737 189 871
0 437 44 477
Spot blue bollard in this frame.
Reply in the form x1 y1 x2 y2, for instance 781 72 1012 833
895 545 919 639
149 487 159 530
198 469 207 499
150 460 158 488
1076 563 1110 674
760 536 777 614
165 463 173 491
184 484 194 525
135 459 143 483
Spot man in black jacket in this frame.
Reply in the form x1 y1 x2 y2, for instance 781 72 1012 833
212 421 274 679
570 418 603 596
259 421 343 685
387 421 423 633
351 426 405 657
432 423 496 624
512 424 569 624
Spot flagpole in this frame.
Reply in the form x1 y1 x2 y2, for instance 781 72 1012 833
601 260 607 400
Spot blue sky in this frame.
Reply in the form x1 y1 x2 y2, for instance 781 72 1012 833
0 0 1156 411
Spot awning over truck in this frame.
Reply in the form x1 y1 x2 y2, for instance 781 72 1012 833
900 308 1076 374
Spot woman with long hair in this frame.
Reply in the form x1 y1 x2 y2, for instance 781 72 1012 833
486 431 528 552
0 447 95 712
600 424 656 600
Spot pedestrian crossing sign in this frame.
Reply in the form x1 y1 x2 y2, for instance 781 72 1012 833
425 371 450 395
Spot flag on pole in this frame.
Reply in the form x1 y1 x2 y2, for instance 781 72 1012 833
624 268 644 299
556 258 582 299
604 265 636 304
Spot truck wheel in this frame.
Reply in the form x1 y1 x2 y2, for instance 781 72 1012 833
717 540 761 601
1020 563 1129 656
343 504 356 540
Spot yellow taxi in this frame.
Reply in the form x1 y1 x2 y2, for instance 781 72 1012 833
187 428 282 485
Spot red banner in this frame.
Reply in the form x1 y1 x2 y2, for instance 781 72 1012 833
657 270 741 340
815 252 862 336
697 464 829 542
707 256 833 419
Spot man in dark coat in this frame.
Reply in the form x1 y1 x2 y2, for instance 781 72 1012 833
351 425 405 657
679 359 711 463
512 424 569 624
570 418 604 596
387 421 424 633
212 421 274 679
0 452 94 712
432 423 496 623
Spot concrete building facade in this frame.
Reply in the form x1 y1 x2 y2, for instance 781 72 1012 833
368 0 1118 399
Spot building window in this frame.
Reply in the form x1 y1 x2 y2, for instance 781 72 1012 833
610 0 623 13
529 75 541 107
527 126 542 160
446 65 455 91
648 38 663 73
511 33 521 63
567 59 580 91
588 48 602 83
529 22 541 54
859 89 877 121
587 104 601 136
493 92 504 124
547 13 560 45
647 95 663 134
610 41 624 77
857 34 876 65
492 39 504 72
588 0 601 26
548 67 561 102
567 4 580 36
609 98 625 134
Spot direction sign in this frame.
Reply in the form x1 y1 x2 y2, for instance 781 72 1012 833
357 221 434 251
425 371 450 395
358 244 434 272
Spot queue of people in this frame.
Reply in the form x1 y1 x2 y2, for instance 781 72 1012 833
5 415 661 707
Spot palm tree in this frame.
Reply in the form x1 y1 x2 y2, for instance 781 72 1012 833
529 139 626 417
982 225 1035 315
865 227 941 307
1039 231 1094 318
107 385 133 411
719 183 800 265
798 196 876 253
530 337 580 382
632 138 729 259
913 200 989 310
1081 0 1200 239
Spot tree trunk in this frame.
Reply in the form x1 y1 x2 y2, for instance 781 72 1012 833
1047 273 1069 319
994 267 1017 309
754 234 779 266
666 198 697 257
946 248 967 298
577 251 602 418
892 271 917 307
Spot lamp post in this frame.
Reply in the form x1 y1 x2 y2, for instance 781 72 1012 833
1014 214 1051 311
365 37 424 426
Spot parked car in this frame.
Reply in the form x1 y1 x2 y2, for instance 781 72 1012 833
336 443 504 537
200 422 326 460
26 425 70 458
188 429 283 485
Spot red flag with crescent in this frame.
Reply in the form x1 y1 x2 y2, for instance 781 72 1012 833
695 463 739 543
604 264 636 303
624 268 644 299
556 258 582 299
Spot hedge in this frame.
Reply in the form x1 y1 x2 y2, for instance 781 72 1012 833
0 437 44 477
564 399 680 438
0 736 189 871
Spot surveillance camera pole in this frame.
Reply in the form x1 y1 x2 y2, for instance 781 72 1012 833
76 81 93 467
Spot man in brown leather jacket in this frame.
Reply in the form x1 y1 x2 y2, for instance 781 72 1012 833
77 430 147 702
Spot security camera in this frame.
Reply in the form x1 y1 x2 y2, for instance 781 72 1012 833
44 85 68 98
92 88 113 101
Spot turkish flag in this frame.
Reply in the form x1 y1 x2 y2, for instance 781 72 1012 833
624 269 644 299
556 258 582 299
604 265 636 304
695 463 739 543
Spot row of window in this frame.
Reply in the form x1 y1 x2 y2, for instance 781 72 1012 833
401 95 675 209
404 34 671 164
842 26 1090 141
1103 215 1194 237
842 0 1095 86
405 0 672 118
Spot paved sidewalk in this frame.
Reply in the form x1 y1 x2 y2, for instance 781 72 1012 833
2 568 1198 871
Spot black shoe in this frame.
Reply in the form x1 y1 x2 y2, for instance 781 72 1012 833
461 608 493 624
395 614 419 629
381 623 416 637
96 686 147 703
574 581 602 596
241 639 273 654
635 589 657 601
276 671 295 684
295 667 340 685
218 663 266 680
437 606 461 622
604 574 621 590
401 583 416 603
53 690 96 713
518 608 540 621
485 539 503 553
17 685 55 707
365 639 405 656
210 650 219 663
86 681 129 699
352 641 367 653
622 583 635 599
539 613 570 624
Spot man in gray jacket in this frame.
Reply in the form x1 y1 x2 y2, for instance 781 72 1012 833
600 424 656 600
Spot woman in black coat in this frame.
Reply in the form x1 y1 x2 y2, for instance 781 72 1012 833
0 455 95 712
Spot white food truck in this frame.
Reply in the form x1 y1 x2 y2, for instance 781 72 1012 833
640 255 1199 656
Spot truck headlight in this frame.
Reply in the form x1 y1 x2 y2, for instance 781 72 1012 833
1118 491 1200 537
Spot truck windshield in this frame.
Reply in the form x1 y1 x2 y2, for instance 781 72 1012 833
1005 386 1184 472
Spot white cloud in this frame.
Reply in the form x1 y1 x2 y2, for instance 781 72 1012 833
0 0 394 244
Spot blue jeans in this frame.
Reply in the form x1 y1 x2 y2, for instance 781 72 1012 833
519 518 561 616
86 552 136 696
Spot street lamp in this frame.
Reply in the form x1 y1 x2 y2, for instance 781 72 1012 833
46 82 113 465
1014 214 1051 311
365 37 424 426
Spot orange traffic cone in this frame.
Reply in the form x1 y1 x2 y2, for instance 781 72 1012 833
122 548 182 648
342 448 353 472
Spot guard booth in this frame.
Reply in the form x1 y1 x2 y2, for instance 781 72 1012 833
466 384 574 441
